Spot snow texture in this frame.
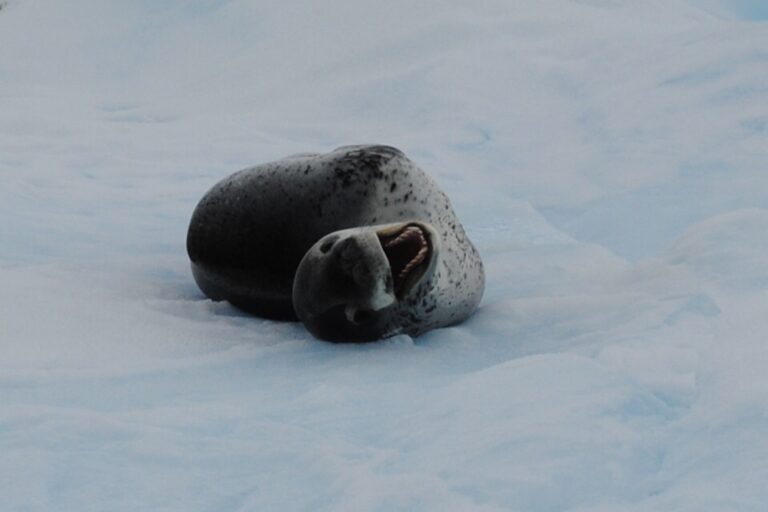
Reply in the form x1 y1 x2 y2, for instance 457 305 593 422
1 1 767 510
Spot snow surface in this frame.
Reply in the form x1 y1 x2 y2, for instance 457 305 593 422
2 0 767 510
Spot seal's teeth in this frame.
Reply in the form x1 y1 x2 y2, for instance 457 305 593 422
398 245 429 280
385 226 422 248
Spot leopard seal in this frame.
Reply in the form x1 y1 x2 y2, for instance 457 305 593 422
186 144 484 342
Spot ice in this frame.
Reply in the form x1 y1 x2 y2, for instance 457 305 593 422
1 0 767 510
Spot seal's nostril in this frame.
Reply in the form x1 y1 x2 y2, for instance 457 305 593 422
319 238 336 254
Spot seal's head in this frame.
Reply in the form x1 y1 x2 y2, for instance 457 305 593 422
293 221 440 342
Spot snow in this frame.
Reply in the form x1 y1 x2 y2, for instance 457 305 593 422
1 0 767 510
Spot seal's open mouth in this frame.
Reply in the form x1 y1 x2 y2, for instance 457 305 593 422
378 223 432 298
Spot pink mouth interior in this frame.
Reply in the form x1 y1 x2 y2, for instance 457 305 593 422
378 224 430 297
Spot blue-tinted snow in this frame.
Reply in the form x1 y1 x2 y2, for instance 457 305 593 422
1 1 767 510
699 0 768 21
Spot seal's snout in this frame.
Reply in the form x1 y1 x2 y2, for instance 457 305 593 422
292 227 397 342
327 234 395 309
335 237 369 281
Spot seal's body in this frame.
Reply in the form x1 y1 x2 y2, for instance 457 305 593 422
187 145 484 341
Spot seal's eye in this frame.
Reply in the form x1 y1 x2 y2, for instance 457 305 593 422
320 238 336 254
